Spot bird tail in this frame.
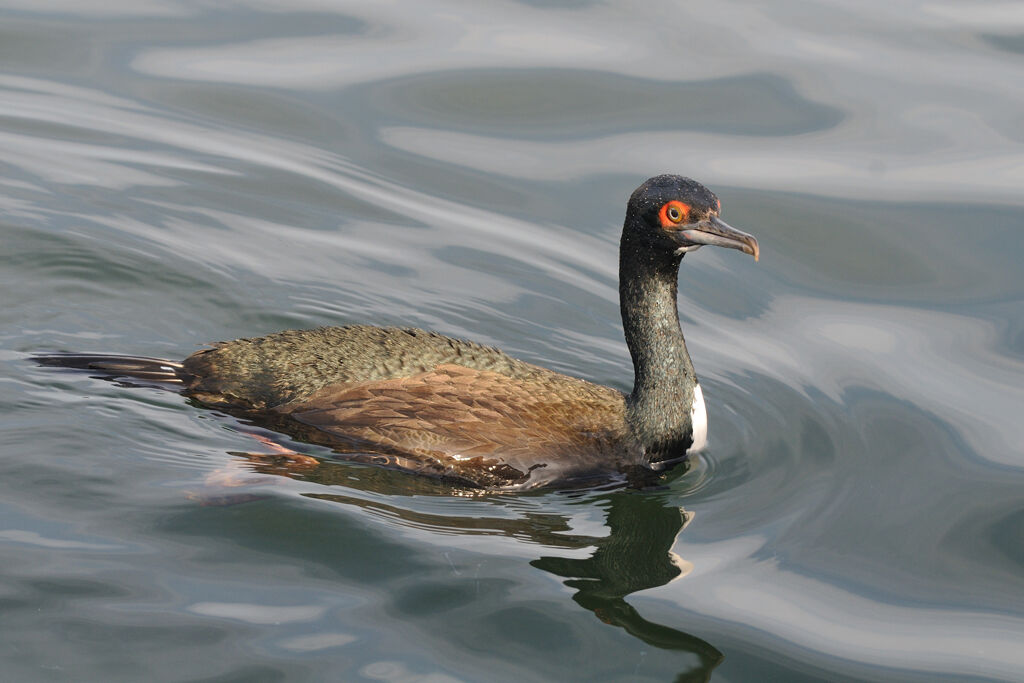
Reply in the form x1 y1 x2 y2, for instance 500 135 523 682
32 353 188 385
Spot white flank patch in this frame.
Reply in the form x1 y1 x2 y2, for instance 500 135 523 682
690 383 708 452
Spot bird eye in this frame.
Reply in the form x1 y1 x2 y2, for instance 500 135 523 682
659 201 690 227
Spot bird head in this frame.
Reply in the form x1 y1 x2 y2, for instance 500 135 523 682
625 175 759 261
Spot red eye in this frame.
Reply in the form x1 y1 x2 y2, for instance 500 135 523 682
658 201 690 227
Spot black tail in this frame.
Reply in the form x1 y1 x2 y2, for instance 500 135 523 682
32 353 189 385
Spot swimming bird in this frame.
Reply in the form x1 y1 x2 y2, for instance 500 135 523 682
35 175 758 489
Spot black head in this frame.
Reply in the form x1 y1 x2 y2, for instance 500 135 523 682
624 174 759 261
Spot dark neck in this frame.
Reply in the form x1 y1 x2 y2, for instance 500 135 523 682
619 231 698 461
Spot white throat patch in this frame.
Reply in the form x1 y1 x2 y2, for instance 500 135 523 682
689 383 708 452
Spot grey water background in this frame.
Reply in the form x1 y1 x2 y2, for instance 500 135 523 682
2 0 1023 680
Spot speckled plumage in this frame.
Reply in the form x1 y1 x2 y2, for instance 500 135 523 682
181 325 552 409
179 326 641 488
35 175 758 490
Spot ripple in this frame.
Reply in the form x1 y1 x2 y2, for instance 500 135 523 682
187 601 325 624
4 1 1024 681
0 530 122 551
362 69 842 139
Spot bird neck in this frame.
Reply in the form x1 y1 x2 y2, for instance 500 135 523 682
619 233 698 462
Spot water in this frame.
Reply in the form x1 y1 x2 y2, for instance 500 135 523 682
2 1 1023 680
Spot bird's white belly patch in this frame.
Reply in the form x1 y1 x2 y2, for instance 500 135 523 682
690 383 708 452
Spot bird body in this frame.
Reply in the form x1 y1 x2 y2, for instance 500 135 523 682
35 175 757 490
182 325 640 488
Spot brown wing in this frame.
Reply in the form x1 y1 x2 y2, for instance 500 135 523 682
277 364 640 488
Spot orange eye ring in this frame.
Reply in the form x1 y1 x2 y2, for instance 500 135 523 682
658 200 691 228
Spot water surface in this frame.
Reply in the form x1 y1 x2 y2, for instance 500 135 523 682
2 1 1024 681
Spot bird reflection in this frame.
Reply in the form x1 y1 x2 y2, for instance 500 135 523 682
221 446 722 681
531 493 722 682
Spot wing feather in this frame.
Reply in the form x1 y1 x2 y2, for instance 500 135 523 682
279 364 638 487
